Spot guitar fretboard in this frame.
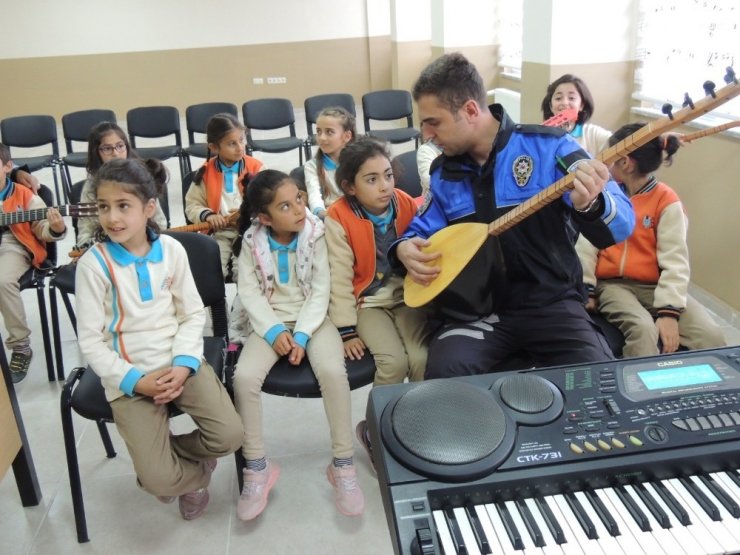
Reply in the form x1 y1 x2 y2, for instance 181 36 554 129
0 204 96 227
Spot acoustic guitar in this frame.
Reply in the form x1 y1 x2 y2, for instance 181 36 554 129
0 203 97 227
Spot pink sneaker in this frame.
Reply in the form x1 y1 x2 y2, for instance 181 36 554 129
237 461 280 521
326 463 365 516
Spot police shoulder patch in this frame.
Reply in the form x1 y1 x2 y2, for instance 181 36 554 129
512 155 534 187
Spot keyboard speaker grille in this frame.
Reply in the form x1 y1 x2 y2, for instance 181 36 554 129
391 381 506 465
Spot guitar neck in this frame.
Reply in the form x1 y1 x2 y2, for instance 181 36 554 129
489 75 740 236
0 204 89 227
683 120 740 142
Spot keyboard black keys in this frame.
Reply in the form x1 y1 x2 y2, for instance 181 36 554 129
444 506 468 554
651 480 691 525
464 504 491 554
698 474 740 517
495 501 525 551
679 476 721 521
614 485 651 532
564 492 598 540
632 483 670 528
515 498 545 548
534 496 566 544
585 489 620 536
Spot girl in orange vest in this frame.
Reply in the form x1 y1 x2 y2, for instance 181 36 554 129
0 143 67 382
325 137 434 469
184 113 263 278
577 123 726 357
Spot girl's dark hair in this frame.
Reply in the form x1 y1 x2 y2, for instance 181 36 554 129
412 52 487 112
232 169 295 257
91 158 168 235
608 122 681 173
335 135 392 194
314 106 357 201
193 113 246 183
86 121 138 175
541 74 595 126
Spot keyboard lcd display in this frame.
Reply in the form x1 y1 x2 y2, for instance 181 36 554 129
637 364 722 390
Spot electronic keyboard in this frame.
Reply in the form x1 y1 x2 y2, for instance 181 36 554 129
366 346 740 554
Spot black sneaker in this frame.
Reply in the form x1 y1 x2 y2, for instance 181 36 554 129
355 420 376 475
9 349 32 384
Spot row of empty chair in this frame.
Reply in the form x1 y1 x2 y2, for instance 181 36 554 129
0 90 421 204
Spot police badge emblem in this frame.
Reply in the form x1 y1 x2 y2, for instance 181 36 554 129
512 155 534 187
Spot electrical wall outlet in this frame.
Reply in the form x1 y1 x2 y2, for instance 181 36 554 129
252 77 264 85
267 77 287 84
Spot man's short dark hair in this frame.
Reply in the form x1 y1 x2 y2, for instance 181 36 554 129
412 52 487 112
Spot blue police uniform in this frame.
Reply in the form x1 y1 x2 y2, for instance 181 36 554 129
391 105 635 378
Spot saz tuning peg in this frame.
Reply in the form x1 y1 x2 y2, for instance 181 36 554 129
683 93 695 110
725 66 737 85
703 81 717 98
661 103 674 120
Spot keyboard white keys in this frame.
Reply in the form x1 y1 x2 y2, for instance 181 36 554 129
623 484 687 555
551 494 605 554
541 496 587 555
504 500 544 555
590 489 647 555
642 482 712 555
600 487 665 555
484 503 522 555
665 478 739 554
572 491 624 554
453 506 482 555
523 498 567 555
433 509 458 555
473 504 505 555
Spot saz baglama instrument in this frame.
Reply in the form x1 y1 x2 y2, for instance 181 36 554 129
404 69 740 308
0 203 97 228
682 120 740 142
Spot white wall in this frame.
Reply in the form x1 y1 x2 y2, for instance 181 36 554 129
391 0 431 42
0 0 373 59
431 0 495 47
523 0 638 64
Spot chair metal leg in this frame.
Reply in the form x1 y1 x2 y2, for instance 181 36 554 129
234 450 245 492
59 288 78 335
48 281 65 380
34 284 56 382
96 422 116 459
60 370 90 543
60 162 73 204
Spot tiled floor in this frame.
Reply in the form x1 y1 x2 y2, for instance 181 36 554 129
2 110 739 555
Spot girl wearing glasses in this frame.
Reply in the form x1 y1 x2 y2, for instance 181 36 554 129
76 121 168 251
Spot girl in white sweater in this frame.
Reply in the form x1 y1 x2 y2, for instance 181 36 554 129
304 107 356 218
76 158 242 521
